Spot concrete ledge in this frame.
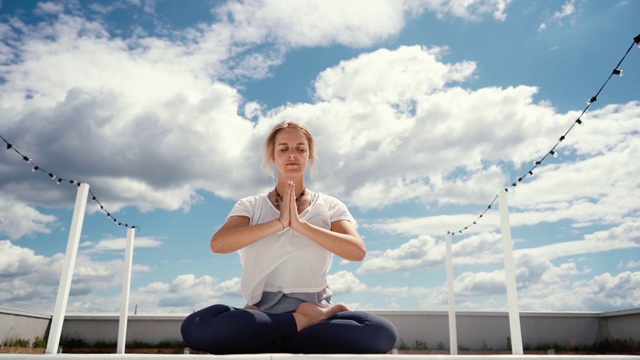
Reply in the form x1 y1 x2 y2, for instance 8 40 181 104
3 307 640 354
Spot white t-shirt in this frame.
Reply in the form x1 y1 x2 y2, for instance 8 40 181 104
227 191 357 305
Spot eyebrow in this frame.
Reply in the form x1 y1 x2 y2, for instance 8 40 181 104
277 142 307 146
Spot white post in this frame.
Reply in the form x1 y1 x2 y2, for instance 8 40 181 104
497 190 524 355
45 183 90 354
117 227 136 354
445 233 458 355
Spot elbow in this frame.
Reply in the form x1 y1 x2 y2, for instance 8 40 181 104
348 247 366 262
210 236 228 254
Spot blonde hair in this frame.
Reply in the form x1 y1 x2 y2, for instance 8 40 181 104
263 121 317 178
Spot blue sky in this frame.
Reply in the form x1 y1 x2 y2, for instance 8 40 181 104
1 0 639 314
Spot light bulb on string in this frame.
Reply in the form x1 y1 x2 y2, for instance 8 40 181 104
634 34 640 48
0 133 138 231
612 69 623 76
529 170 534 176
587 96 597 104
550 150 558 158
575 118 583 126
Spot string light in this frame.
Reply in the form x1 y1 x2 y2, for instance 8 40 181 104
448 32 639 235
0 134 139 231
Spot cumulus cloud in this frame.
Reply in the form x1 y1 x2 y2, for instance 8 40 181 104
0 195 57 240
359 221 640 277
213 0 407 48
0 1 549 219
0 240 150 312
328 270 368 295
135 274 241 312
358 235 444 274
1 0 638 314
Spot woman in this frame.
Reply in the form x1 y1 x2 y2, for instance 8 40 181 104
181 121 398 354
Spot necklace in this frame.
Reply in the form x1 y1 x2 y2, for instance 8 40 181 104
273 187 306 209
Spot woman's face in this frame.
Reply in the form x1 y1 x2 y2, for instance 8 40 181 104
273 128 310 178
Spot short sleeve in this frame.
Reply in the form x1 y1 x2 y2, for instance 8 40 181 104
227 196 255 220
324 195 358 229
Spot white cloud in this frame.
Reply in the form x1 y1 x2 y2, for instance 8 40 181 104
33 1 66 16
539 0 577 31
0 4 539 217
314 45 476 102
0 195 57 240
586 272 640 309
359 220 640 277
517 222 640 262
81 235 163 254
624 260 640 269
1 0 638 314
0 240 150 312
328 270 368 295
417 0 512 21
135 274 241 312
214 0 408 48
358 235 444 274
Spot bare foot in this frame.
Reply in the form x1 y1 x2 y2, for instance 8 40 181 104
292 302 350 331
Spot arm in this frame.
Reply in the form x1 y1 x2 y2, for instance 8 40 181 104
286 182 366 261
292 218 366 261
210 215 284 254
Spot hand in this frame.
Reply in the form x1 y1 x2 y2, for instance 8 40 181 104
278 181 293 229
288 181 303 230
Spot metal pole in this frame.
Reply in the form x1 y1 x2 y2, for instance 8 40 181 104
445 233 458 355
497 190 524 355
45 183 90 354
117 227 136 354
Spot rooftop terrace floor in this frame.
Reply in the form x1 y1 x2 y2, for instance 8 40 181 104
1 354 640 359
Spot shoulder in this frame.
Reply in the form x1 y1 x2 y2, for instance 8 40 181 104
230 193 268 216
315 192 357 227
236 193 267 206
316 192 346 205
315 192 351 213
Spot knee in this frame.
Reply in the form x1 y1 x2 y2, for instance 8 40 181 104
180 304 234 350
365 313 398 353
180 312 201 348
333 311 398 353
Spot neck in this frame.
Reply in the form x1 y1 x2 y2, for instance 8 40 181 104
274 185 306 200
275 178 305 195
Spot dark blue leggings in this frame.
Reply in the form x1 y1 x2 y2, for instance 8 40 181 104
181 304 398 354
